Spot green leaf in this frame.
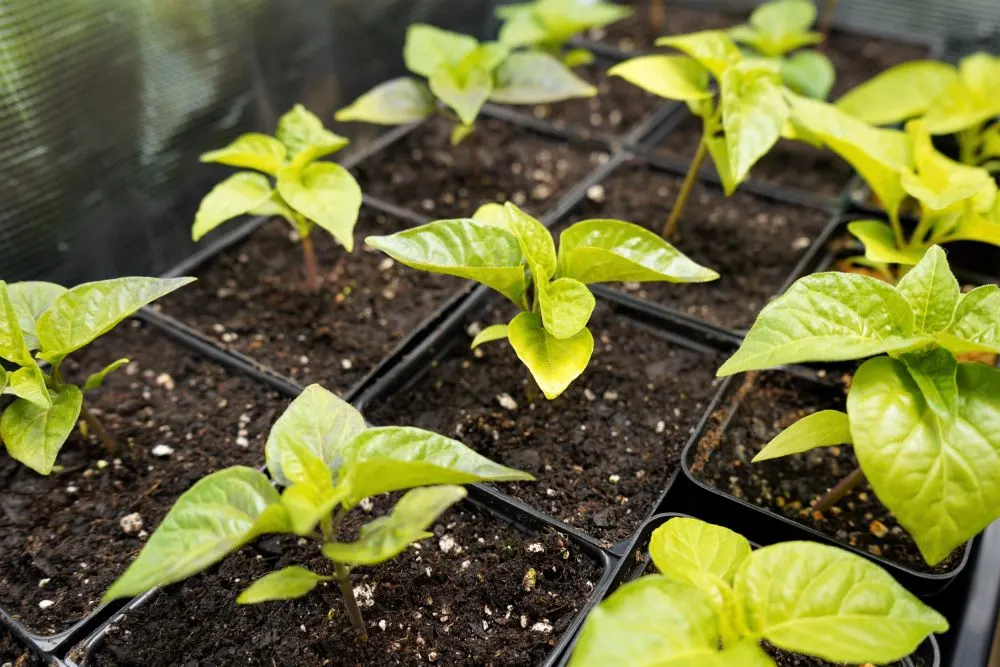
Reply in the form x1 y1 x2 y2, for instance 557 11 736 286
265 384 366 488
835 60 958 126
429 65 492 126
753 410 852 462
508 311 593 399
192 172 274 242
0 282 37 367
650 517 751 591
490 51 596 105
742 0 820 57
276 162 362 251
199 133 287 176
503 202 557 278
459 42 509 74
0 386 82 475
366 220 528 307
720 63 789 184
735 540 949 662
335 77 436 125
104 467 288 601
83 357 129 391
237 566 329 604
322 485 466 565
717 271 922 376
275 104 349 164
404 24 479 78
564 48 595 69
532 0 633 43
7 281 67 351
895 246 960 333
608 55 712 101
848 220 927 266
558 219 718 284
938 284 1000 354
656 31 742 78
470 323 509 349
781 50 834 100
450 122 476 146
705 132 739 196
5 365 51 410
849 357 1000 565
36 277 195 365
340 427 534 504
537 276 595 340
924 54 1000 135
901 123 994 211
279 481 347 536
498 11 550 48
900 347 959 421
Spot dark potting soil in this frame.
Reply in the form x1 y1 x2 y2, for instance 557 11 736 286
0 321 286 635
690 371 963 574
566 159 829 332
365 298 722 545
352 116 607 219
157 211 467 393
0 629 41 666
767 644 914 667
591 3 737 53
87 502 601 667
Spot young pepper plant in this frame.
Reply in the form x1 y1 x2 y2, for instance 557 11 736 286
610 30 792 237
570 517 947 666
194 104 362 292
335 24 595 148
717 246 1000 566
366 202 717 399
104 384 532 642
495 0 633 68
0 276 194 474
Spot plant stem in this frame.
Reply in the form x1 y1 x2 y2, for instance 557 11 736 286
649 0 663 41
81 404 117 455
812 467 866 514
335 563 368 642
468 131 479 178
819 0 839 47
663 138 708 239
301 234 319 292
888 211 907 251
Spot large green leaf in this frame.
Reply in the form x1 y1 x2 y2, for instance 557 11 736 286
558 219 718 284
0 385 82 475
650 517 751 600
7 281 67 351
938 284 1000 354
276 162 362 251
366 219 528 307
508 311 593 399
608 55 712 101
322 485 466 565
849 357 1000 565
735 540 949 662
924 54 1000 135
895 246 960 333
340 426 533 504
104 467 288 601
537 276 595 340
780 50 834 100
848 220 927 266
36 277 195 364
753 410 852 462
717 271 922 376
404 24 479 78
199 133 287 176
656 31 742 78
720 63 789 184
429 65 492 126
237 566 330 604
835 60 958 126
335 77 436 125
266 384 366 488
490 51 596 104
274 104 349 165
192 172 274 241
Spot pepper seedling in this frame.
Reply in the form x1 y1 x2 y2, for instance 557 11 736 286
717 246 1000 566
194 104 362 292
366 202 717 399
495 0 633 68
570 517 947 666
335 23 595 148
610 30 793 237
104 384 532 642
0 276 194 474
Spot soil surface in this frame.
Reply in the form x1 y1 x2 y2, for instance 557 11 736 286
158 211 467 394
87 501 602 667
0 629 41 666
690 371 964 573
353 116 607 219
365 298 722 545
767 643 915 667
0 321 286 635
566 159 830 331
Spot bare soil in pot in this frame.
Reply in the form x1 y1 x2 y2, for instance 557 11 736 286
565 159 830 332
0 321 286 635
86 501 602 667
768 644 917 667
157 209 467 393
689 371 964 574
352 116 607 219
364 298 722 546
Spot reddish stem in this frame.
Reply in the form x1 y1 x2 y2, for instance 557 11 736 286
81 404 117 455
301 234 319 292
813 467 866 513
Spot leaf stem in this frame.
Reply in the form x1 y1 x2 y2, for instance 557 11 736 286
663 138 708 239
301 234 319 293
81 403 117 455
649 0 663 41
334 563 368 642
888 211 907 252
812 467 866 514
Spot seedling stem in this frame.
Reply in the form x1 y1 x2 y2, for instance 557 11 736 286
663 138 708 238
301 233 320 292
812 466 866 514
335 563 369 642
81 404 117 455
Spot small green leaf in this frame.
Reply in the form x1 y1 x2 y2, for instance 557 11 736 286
192 172 274 242
459 42 509 74
721 63 789 185
277 162 362 251
900 347 959 421
322 486 466 565
7 281 67 351
938 284 1000 354
564 48 595 68
470 323 509 349
650 517 751 590
508 311 593 399
753 410 851 462
404 24 479 78
275 104 349 164
835 60 958 126
450 122 476 146
0 386 82 475
503 202 557 278
335 77 436 125
781 50 834 100
705 132 739 196
735 540 949 662
900 123 993 211
848 220 927 266
199 133 287 176
747 0 818 53
498 11 549 48
0 281 40 366
5 365 51 410
924 54 1000 135
558 219 718 284
608 55 712 101
895 246 960 333
104 467 287 601
83 357 129 391
656 31 742 78
537 275 595 340
429 65 492 126
279 482 347 537
490 51 596 105
237 566 330 604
